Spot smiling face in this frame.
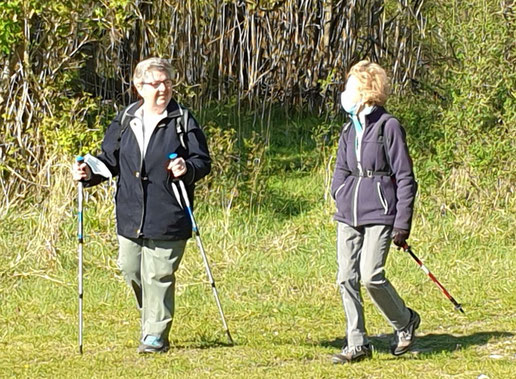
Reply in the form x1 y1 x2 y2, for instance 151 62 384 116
135 69 173 113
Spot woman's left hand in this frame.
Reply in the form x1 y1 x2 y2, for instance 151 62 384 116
168 157 187 177
392 228 410 248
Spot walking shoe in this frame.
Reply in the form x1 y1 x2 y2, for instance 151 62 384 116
331 343 372 364
390 308 421 356
137 335 170 354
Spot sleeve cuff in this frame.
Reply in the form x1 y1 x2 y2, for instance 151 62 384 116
182 161 196 185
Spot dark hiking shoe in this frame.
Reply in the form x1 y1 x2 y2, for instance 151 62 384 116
137 335 169 354
390 308 421 356
332 343 372 364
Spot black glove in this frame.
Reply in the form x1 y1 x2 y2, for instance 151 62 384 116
392 228 410 248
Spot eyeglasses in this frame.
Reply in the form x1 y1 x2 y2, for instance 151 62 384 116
141 79 173 88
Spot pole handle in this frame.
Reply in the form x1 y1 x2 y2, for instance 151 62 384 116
167 152 192 208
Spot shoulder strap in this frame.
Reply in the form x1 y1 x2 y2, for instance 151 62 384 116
176 106 189 149
348 114 397 178
376 114 392 142
341 121 352 141
120 102 139 139
119 102 190 149
376 114 394 174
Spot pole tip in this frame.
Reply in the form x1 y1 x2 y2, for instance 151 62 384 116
226 330 235 345
168 153 178 160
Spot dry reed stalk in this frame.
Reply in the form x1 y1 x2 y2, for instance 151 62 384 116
0 0 427 214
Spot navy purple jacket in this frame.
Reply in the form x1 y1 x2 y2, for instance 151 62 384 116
83 99 211 240
331 106 417 231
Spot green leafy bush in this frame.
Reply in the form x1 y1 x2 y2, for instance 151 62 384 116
198 121 267 210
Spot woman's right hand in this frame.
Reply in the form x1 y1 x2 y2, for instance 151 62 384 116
72 161 92 181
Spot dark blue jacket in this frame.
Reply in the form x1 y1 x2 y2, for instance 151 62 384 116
331 107 417 231
84 99 211 240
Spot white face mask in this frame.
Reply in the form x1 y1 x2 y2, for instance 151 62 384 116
340 75 362 115
340 91 361 115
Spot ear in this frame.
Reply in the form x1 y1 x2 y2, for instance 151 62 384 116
134 82 144 97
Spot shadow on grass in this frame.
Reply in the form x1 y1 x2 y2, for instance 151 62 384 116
320 331 514 355
260 187 315 220
170 335 235 350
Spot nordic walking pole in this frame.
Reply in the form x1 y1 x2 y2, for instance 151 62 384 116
168 153 234 345
402 243 465 314
76 156 85 354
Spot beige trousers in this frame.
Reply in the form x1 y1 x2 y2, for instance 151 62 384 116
117 235 186 341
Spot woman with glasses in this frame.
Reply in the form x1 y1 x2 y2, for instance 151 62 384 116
72 57 211 353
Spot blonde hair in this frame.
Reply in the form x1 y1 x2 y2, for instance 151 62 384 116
348 60 390 106
133 57 173 85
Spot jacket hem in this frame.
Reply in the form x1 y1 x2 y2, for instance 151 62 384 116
333 214 395 227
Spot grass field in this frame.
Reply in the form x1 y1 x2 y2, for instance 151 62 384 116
1 118 515 378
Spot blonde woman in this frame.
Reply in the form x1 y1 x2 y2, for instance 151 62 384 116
72 57 211 353
330 61 419 363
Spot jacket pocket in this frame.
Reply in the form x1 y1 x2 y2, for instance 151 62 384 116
334 182 347 200
376 182 389 215
163 176 181 204
335 177 354 219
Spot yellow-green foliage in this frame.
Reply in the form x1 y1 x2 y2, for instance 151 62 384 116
0 4 514 376
387 0 515 213
0 0 514 240
198 121 267 209
38 96 103 156
1 0 429 208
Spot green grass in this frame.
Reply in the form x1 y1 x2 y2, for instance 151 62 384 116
1 110 515 378
1 161 515 378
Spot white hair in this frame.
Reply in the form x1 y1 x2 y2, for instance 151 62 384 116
133 57 173 85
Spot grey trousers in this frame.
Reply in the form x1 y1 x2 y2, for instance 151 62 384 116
336 222 411 347
117 235 186 340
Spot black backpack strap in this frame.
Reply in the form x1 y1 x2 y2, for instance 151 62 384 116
377 114 394 175
119 102 189 150
376 114 392 143
340 121 352 143
349 114 394 178
175 106 189 150
119 102 140 140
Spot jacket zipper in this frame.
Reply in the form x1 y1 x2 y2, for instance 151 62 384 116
352 116 365 227
135 147 145 236
129 110 176 237
377 182 388 214
135 115 150 236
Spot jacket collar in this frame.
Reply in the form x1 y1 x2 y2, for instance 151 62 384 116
164 98 183 118
125 98 183 121
364 106 387 124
